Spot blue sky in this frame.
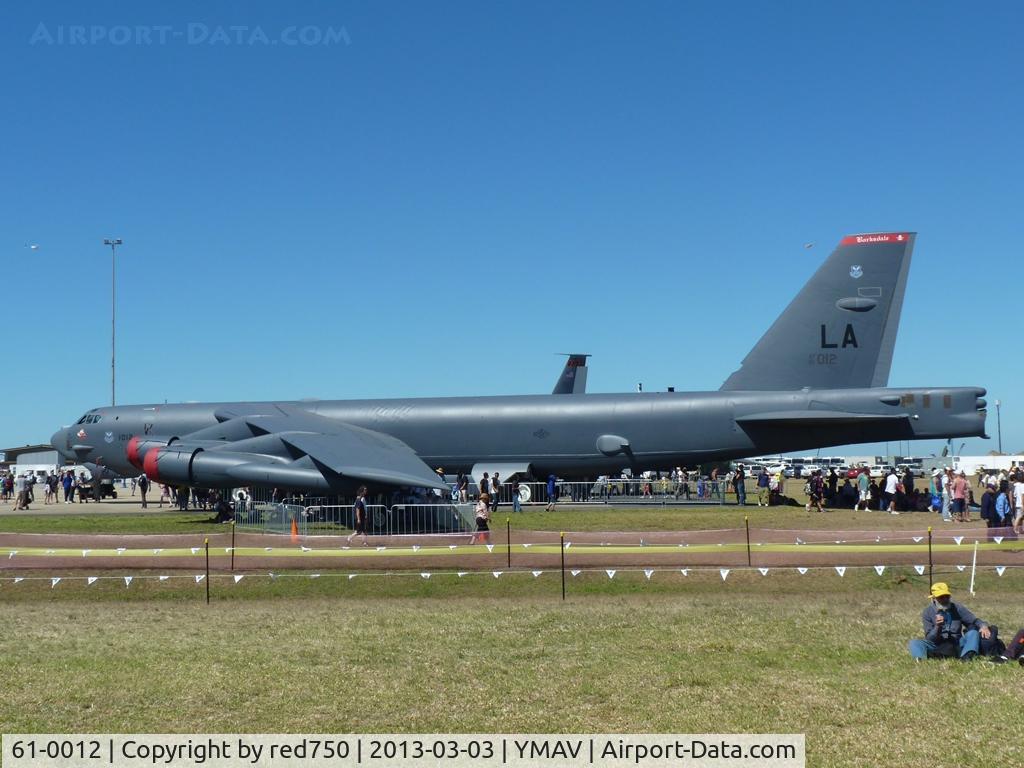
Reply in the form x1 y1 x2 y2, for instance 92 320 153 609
2 1 1021 458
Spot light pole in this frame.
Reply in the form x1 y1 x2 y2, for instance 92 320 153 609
103 238 122 406
995 400 1002 454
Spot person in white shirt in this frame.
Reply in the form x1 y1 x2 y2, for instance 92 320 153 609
884 470 900 515
1013 478 1024 535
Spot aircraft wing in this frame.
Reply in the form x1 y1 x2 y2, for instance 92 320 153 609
142 407 448 492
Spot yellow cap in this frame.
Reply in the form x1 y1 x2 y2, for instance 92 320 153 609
930 582 951 598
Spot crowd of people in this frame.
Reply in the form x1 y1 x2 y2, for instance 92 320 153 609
0 469 106 507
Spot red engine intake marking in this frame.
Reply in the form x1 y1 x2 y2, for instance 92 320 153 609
126 436 142 469
143 448 161 483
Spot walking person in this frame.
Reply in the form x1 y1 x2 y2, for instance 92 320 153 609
884 468 900 515
511 477 522 513
856 467 870 511
545 473 557 511
456 472 469 503
756 466 770 507
490 472 501 514
806 470 825 513
61 470 73 503
138 474 150 508
471 493 491 544
346 485 370 546
951 471 970 523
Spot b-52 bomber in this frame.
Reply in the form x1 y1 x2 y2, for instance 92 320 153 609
51 232 986 493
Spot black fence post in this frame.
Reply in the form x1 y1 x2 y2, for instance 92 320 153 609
230 521 236 572
204 537 210 605
745 515 752 567
560 531 566 601
507 518 511 568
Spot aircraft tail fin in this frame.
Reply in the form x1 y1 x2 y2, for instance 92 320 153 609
552 354 590 394
720 232 915 391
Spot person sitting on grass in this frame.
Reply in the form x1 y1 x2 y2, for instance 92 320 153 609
908 582 991 662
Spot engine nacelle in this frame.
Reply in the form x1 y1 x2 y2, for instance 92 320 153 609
126 436 175 469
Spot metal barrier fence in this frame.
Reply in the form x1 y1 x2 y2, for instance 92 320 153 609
233 500 475 536
480 479 748 506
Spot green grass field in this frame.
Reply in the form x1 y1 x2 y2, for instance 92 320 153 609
2 569 1022 767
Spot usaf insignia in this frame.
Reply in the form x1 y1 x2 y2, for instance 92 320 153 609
849 265 863 279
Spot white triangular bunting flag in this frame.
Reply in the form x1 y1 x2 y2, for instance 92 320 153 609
564 542 571 549
233 575 243 584
51 577 61 588
124 576 133 587
720 569 730 581
994 536 1004 545
8 551 16 559
348 574 357 580
532 570 542 578
914 565 925 575
82 549 90 557
310 573 320 579
191 547 199 555
644 569 654 580
45 549 55 555
376 546 386 551
159 575 169 582
195 575 205 583
116 547 126 555
956 565 966 572
835 567 846 577
14 577 23 583
224 547 233 553
268 572 278 580
421 572 431 579
153 548 163 554
996 566 1007 577
758 567 769 576
912 537 923 543
522 543 532 548
486 544 494 553
412 545 420 552
264 547 273 552
493 571 502 578
798 568 808 575
457 571 467 577
874 566 886 576
449 545 457 550
606 569 616 579
300 546 311 552
680 569 689 576
954 536 963 545
571 569 581 577
87 576 98 585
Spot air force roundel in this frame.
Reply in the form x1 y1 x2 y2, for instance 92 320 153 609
850 265 863 279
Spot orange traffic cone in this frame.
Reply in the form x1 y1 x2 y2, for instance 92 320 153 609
290 518 299 542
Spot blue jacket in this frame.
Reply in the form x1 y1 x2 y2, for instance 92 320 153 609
921 601 987 644
980 490 996 521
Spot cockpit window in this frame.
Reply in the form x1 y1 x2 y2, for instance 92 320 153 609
76 413 102 424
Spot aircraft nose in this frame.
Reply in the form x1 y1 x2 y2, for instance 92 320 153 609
51 428 68 456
